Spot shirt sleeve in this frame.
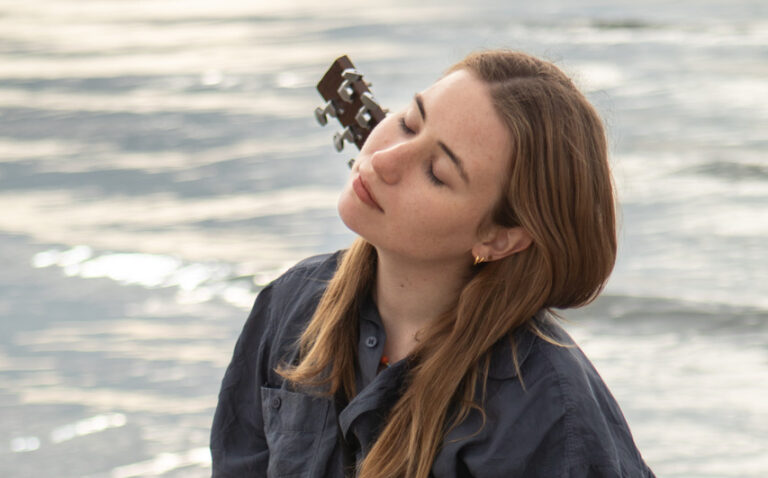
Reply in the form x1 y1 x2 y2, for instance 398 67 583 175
210 283 274 478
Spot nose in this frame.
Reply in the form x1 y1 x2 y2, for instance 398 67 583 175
370 138 422 185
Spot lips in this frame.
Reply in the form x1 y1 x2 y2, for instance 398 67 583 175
352 174 383 212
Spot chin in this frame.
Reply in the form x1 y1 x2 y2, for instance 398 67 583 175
337 189 365 236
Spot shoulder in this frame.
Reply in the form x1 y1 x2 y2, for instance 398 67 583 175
522 313 627 432
530 318 652 475
257 251 341 314
493 311 621 413
232 252 341 368
458 312 653 476
270 251 341 291
257 249 341 319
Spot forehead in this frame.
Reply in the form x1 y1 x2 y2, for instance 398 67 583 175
420 69 512 184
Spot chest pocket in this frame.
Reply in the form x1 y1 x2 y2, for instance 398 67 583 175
261 386 331 477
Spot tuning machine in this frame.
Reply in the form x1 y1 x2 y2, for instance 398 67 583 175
333 126 356 151
337 68 363 103
354 91 383 129
314 100 338 126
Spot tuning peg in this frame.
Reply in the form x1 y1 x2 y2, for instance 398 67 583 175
361 91 380 110
314 100 337 126
337 82 354 103
338 68 363 103
342 69 363 81
355 106 371 129
333 127 355 151
361 91 388 115
355 92 384 128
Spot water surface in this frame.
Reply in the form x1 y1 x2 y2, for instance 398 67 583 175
1 1 766 476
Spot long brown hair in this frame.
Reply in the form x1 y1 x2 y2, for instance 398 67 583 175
281 50 616 477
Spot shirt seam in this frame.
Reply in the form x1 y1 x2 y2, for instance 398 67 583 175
540 343 578 477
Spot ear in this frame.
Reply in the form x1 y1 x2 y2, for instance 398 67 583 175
472 226 532 262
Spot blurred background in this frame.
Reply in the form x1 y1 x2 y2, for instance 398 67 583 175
1 0 766 476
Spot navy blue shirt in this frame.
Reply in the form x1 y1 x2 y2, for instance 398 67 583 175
211 252 654 477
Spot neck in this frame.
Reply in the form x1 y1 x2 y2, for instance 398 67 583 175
373 249 471 362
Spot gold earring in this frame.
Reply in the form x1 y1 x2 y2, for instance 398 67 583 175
473 255 486 266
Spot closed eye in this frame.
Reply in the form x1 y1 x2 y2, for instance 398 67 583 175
426 162 445 186
400 114 444 186
399 116 415 135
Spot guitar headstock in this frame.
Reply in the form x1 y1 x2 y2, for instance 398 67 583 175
315 55 387 154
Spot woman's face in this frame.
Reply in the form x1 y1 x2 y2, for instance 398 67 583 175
338 69 513 264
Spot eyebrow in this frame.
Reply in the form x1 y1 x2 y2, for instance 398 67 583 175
414 93 470 184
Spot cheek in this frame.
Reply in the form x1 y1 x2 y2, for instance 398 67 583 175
400 197 481 240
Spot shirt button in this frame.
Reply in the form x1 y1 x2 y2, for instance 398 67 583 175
365 336 378 348
270 397 281 409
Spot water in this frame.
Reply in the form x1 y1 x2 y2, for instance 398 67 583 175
1 1 766 476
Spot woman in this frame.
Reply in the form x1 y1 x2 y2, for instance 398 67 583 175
211 50 655 477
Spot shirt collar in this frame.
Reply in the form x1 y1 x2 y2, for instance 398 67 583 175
358 292 382 326
359 290 547 381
